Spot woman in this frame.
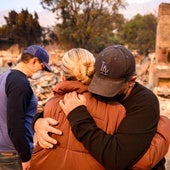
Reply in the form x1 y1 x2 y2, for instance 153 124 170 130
30 48 125 170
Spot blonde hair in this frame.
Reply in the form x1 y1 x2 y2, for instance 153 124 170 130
61 48 95 85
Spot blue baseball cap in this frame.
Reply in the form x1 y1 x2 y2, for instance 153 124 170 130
23 45 52 72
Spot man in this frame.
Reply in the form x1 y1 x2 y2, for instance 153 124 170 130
0 45 52 170
34 45 165 169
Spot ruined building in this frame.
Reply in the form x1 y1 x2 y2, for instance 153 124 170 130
149 3 170 89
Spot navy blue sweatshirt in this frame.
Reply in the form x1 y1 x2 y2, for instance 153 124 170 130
0 70 37 162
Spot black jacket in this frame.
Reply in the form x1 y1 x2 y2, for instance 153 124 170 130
67 82 163 170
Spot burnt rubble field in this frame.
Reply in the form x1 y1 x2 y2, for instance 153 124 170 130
28 55 170 118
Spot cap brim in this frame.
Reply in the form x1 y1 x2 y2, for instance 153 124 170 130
44 62 52 72
88 73 124 97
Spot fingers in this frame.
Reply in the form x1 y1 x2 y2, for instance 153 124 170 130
60 92 86 116
78 94 86 105
59 99 65 110
36 129 58 149
63 91 78 102
63 92 82 104
46 118 62 135
47 125 62 135
22 161 31 170
59 99 69 116
46 117 58 126
38 133 57 149
34 117 62 149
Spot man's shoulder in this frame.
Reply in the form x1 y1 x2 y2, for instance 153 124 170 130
132 82 158 102
7 70 27 83
136 82 155 95
6 70 30 92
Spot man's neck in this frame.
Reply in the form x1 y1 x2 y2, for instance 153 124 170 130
123 82 135 100
14 62 33 77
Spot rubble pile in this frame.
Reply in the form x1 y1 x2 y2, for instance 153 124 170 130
30 64 62 112
136 53 170 117
28 53 170 116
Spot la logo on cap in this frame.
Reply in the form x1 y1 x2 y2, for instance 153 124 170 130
100 61 109 76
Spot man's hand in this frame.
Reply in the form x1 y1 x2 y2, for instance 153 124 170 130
34 117 62 149
59 91 86 116
22 160 30 170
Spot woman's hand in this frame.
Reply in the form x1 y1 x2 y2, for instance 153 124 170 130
34 117 62 148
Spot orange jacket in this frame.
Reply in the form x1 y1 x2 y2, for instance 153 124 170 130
133 115 170 169
31 81 125 170
31 81 170 170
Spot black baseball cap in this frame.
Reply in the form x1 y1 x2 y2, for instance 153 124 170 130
23 45 52 72
88 45 136 97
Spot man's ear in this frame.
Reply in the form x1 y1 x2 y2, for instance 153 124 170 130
129 75 137 87
31 57 38 65
131 75 137 81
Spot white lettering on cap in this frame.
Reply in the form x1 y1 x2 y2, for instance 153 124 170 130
100 61 109 75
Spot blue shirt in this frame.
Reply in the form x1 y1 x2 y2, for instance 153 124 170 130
0 69 37 162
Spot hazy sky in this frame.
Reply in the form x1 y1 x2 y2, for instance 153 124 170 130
0 0 43 12
127 0 150 3
0 0 152 12
0 0 169 26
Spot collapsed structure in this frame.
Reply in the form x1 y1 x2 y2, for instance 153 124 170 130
149 3 170 91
